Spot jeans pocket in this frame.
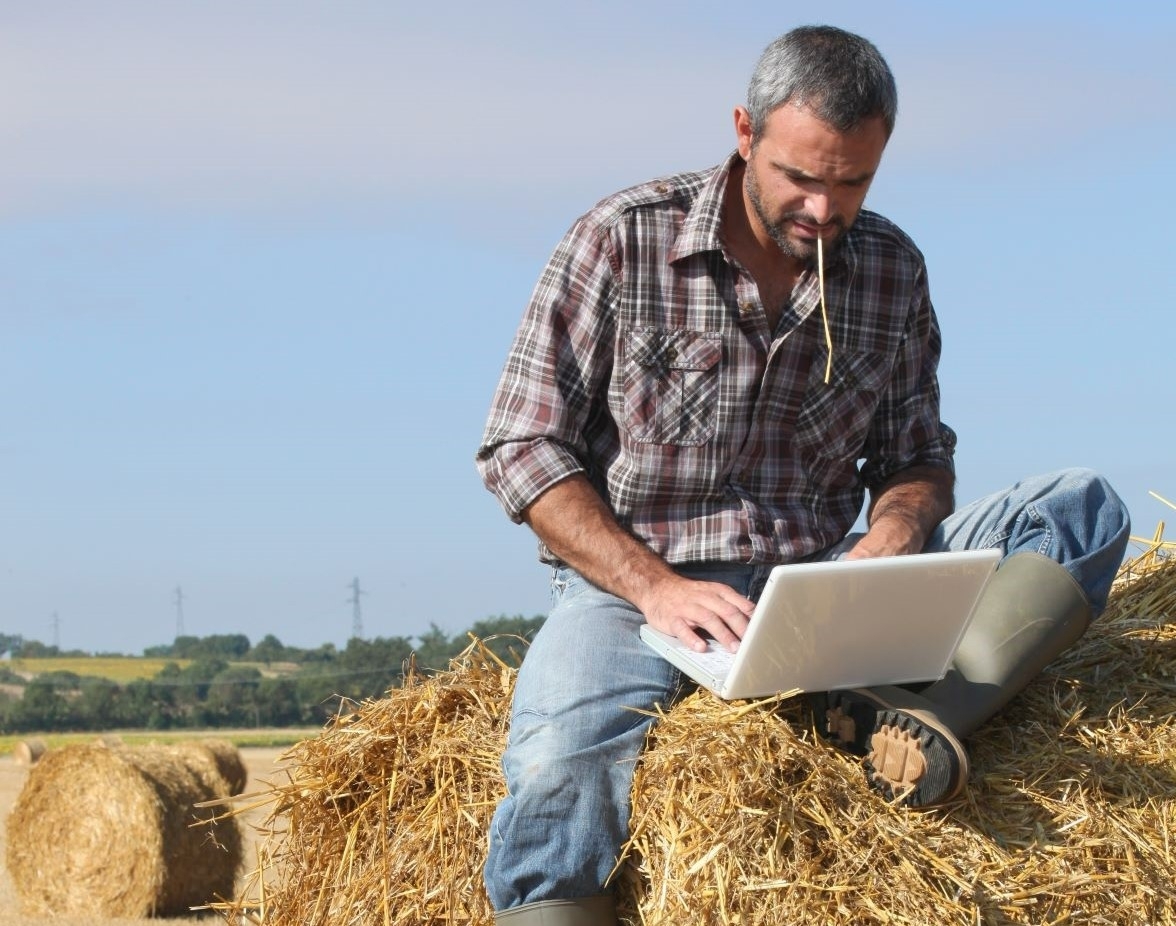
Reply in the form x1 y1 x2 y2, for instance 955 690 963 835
549 566 588 607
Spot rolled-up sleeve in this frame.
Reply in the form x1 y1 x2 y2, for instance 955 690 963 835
859 262 956 489
476 215 619 522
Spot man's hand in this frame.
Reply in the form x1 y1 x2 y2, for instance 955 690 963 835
842 518 922 559
522 474 754 653
845 464 955 560
634 574 754 654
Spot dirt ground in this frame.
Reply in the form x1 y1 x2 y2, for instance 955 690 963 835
0 746 291 925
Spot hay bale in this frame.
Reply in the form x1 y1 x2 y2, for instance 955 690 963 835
13 738 46 766
223 647 514 925
198 737 249 796
221 560 1176 926
5 741 244 917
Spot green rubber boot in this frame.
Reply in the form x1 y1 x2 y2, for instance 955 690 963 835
820 552 1092 806
495 895 618 926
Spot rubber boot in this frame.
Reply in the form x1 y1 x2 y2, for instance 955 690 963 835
820 552 1092 807
495 895 618 925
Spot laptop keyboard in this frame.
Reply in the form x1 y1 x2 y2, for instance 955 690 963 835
685 639 737 677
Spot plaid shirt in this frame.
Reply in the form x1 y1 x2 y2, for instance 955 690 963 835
476 153 955 566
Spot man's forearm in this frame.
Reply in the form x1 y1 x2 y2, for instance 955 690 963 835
521 474 677 609
855 465 955 557
522 473 756 650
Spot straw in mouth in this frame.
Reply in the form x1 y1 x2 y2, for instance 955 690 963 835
817 234 833 384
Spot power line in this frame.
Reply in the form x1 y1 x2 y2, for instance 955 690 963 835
348 577 366 640
172 585 184 635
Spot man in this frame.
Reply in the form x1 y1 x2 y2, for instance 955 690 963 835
475 25 1129 926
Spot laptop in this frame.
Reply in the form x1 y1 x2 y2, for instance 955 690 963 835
640 549 1001 700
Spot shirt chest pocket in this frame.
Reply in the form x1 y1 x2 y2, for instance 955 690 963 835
793 349 891 463
620 327 722 446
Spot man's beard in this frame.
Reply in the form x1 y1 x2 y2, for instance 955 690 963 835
745 161 848 262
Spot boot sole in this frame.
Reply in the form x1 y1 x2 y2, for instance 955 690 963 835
821 689 970 808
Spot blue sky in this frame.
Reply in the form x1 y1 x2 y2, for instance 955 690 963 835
3 2 1174 655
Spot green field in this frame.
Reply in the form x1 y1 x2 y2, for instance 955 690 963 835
4 656 302 683
5 656 192 682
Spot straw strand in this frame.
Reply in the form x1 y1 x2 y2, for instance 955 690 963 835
817 235 833 384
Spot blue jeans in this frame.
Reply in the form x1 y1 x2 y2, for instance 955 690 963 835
483 468 1130 909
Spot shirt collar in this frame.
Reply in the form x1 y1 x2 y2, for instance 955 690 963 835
668 152 740 263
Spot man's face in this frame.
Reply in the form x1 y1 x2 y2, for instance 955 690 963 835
736 103 888 262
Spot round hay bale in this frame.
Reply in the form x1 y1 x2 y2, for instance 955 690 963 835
198 737 249 795
5 742 243 917
13 738 47 766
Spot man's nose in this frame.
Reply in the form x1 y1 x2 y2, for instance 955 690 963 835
806 191 833 225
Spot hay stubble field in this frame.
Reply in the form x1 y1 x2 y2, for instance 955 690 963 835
0 746 289 926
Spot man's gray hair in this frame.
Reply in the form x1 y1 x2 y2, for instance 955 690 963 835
746 25 898 139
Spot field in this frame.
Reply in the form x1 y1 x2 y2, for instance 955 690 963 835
4 657 302 683
0 735 306 926
4 657 193 683
0 727 316 758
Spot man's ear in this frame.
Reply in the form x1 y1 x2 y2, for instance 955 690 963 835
733 106 754 160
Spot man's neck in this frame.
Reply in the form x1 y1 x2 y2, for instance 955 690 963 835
721 160 806 322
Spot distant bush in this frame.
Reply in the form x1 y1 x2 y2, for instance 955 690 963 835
0 614 547 734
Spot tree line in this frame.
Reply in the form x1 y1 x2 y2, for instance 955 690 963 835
0 615 544 734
